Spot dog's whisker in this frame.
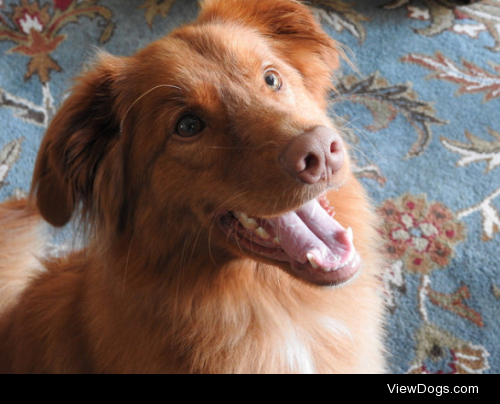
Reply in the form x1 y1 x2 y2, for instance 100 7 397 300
122 229 136 297
329 91 387 103
133 103 172 132
333 115 384 162
181 188 254 270
348 144 380 167
207 146 261 150
348 133 384 163
189 215 217 269
180 233 193 271
207 223 218 268
120 84 183 132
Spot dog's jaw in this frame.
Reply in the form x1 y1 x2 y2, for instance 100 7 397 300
217 193 361 287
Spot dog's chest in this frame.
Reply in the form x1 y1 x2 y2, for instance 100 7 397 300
281 331 317 374
272 315 352 375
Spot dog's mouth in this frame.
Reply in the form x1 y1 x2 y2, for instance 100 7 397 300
217 194 360 287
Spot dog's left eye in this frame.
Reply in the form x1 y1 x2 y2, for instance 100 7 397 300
175 114 206 138
264 70 282 92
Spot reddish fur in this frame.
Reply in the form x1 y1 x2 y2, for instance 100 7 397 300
0 198 45 315
0 0 386 374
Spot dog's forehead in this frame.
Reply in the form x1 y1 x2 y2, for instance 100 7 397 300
129 22 301 119
168 23 275 84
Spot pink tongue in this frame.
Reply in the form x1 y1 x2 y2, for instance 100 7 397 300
267 199 354 269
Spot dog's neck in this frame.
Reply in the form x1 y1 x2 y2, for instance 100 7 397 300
91 247 351 373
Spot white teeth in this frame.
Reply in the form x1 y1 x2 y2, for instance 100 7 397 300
255 227 270 240
345 250 356 266
347 227 354 244
234 213 275 242
234 212 258 230
307 253 335 273
307 253 320 270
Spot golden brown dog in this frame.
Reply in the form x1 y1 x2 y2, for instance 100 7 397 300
0 0 386 374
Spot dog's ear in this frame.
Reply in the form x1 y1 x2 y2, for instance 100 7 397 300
30 54 125 228
198 0 340 98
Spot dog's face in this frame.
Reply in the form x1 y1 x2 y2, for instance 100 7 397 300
31 0 360 286
135 24 334 215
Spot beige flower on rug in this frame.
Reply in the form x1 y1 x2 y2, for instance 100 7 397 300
378 193 466 274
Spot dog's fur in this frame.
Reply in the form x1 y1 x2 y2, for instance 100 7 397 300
0 0 386 374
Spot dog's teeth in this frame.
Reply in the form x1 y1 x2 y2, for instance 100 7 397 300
345 250 356 267
351 252 358 265
235 212 258 230
307 253 320 270
255 227 270 240
331 261 341 271
347 227 354 244
273 237 281 246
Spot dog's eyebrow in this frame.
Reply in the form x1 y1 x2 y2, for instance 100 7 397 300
120 84 184 133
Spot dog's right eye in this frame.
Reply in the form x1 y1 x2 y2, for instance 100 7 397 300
175 114 205 138
264 69 282 92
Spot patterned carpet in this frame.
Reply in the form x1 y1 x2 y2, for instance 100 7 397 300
0 0 498 374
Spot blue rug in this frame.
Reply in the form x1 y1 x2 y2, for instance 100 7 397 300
0 0 498 374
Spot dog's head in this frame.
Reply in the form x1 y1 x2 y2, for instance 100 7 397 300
31 0 360 286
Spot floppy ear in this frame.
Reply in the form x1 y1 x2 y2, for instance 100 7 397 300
198 0 340 98
30 54 125 228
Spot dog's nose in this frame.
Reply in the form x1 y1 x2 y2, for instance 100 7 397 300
280 126 344 185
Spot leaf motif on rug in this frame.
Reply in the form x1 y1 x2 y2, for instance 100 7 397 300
0 0 115 83
458 187 500 241
493 284 500 299
139 0 177 27
351 162 387 186
310 0 370 44
332 72 447 158
426 284 484 327
381 260 406 314
442 128 500 173
0 83 55 126
440 126 500 241
0 137 23 191
383 0 500 52
403 52 500 103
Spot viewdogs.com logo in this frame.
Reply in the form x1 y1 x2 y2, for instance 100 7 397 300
388 385 478 396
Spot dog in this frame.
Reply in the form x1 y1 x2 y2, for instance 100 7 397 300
0 0 386 374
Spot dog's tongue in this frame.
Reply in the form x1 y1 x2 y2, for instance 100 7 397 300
267 198 355 271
